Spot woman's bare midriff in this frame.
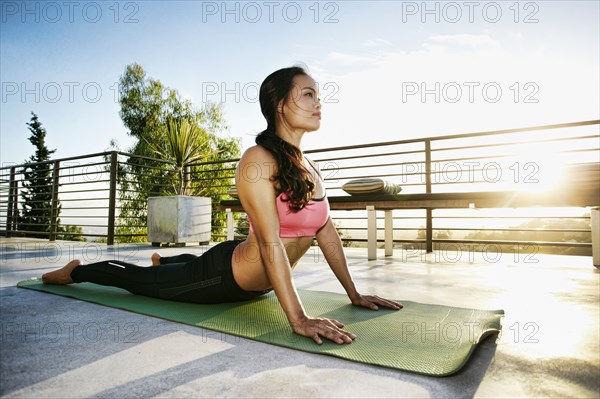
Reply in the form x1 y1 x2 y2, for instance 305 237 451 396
231 233 314 292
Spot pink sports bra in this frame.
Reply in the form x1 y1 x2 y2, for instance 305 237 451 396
248 192 330 238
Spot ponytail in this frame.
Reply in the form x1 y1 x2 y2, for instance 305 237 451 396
256 127 314 211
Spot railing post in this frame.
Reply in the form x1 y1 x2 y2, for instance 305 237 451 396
49 161 61 241
425 140 433 253
226 208 234 240
6 167 17 237
591 207 599 268
425 140 432 194
107 151 118 245
426 209 433 253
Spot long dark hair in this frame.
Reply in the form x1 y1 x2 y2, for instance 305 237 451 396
256 66 315 211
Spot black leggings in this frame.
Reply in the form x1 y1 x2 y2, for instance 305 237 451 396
70 240 270 304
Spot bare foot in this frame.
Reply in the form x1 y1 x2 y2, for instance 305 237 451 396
42 260 82 285
151 252 161 266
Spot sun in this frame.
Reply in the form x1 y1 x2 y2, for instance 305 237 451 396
510 143 566 193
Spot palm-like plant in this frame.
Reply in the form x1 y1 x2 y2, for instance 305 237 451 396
149 117 215 196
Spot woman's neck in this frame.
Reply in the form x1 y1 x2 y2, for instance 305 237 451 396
277 128 305 148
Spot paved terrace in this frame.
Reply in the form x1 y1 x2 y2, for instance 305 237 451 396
0 237 598 398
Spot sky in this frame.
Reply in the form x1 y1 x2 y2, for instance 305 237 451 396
1 0 599 167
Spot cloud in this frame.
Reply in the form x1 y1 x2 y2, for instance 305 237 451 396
428 34 502 51
303 32 599 151
364 38 393 47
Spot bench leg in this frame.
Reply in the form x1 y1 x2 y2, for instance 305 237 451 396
367 205 377 260
592 207 599 268
385 210 393 256
226 208 234 241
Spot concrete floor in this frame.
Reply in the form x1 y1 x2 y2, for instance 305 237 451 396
0 237 598 398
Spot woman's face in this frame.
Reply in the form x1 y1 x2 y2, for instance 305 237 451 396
278 74 321 133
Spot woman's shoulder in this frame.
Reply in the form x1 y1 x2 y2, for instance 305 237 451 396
237 145 278 183
240 145 276 163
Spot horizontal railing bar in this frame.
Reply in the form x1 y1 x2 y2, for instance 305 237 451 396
56 198 110 202
6 200 55 205
342 238 422 243
116 188 169 195
333 216 426 219
4 230 51 236
57 180 111 187
431 133 600 153
323 173 423 182
10 223 51 227
58 215 108 218
118 174 172 184
58 160 109 170
117 151 175 164
305 120 599 154
434 239 591 248
313 149 426 163
335 227 420 231
433 227 591 233
0 151 113 171
333 226 590 234
432 149 599 165
57 173 110 182
189 175 236 182
57 207 109 210
58 188 111 194
432 216 591 219
118 158 173 173
10 182 57 190
340 238 591 248
190 166 237 174
189 158 241 167
563 147 600 154
320 161 424 172
59 224 108 228
117 179 173 189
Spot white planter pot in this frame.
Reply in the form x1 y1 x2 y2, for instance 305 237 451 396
147 196 211 246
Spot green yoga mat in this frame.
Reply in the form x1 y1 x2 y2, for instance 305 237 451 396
17 279 503 376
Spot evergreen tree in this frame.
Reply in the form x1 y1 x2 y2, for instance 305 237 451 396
19 112 58 236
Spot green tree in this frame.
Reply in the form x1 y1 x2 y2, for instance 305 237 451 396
416 228 453 240
58 225 86 241
19 112 58 236
110 63 240 242
19 113 86 241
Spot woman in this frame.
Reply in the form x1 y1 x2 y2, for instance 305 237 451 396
42 66 403 345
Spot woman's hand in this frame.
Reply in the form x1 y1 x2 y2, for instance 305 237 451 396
291 316 357 345
351 294 403 311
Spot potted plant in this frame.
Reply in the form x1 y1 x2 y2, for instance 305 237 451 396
146 117 213 246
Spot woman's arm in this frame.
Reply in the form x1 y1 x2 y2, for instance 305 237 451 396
236 147 306 322
236 147 355 344
316 217 404 311
315 217 359 300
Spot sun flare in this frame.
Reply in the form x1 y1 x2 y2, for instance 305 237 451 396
510 143 566 193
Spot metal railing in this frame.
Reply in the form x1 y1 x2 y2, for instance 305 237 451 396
0 151 238 244
1 120 598 255
305 120 599 254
